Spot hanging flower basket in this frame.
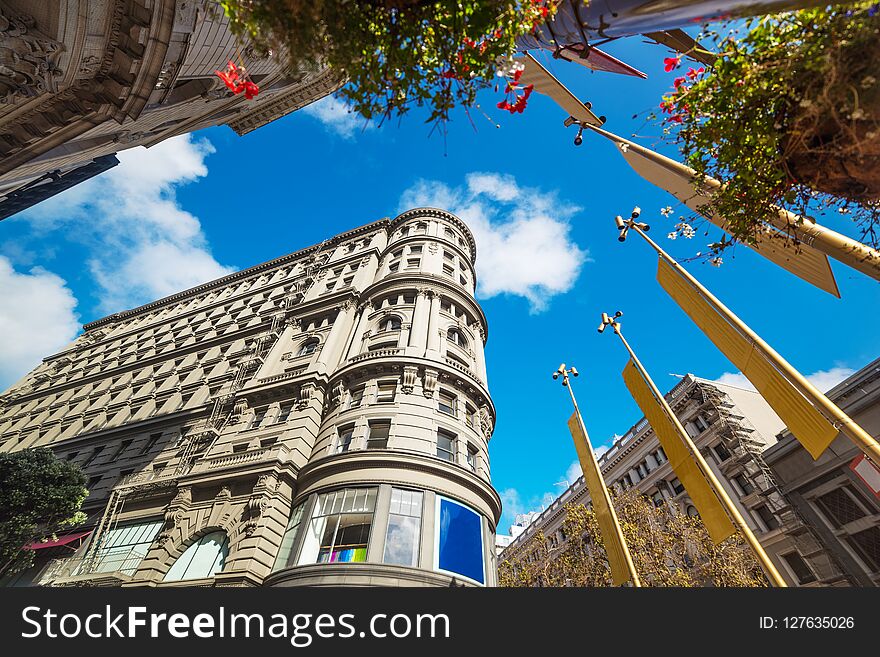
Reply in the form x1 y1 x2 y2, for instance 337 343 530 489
660 3 880 247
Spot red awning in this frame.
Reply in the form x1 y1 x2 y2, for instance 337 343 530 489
25 530 92 551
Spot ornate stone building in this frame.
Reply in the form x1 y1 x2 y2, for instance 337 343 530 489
498 374 853 587
0 0 339 220
0 208 500 587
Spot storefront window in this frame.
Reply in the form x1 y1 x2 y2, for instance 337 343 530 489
298 488 377 564
163 531 229 581
383 488 423 567
435 496 484 584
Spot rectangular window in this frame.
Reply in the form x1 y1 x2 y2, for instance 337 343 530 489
272 503 305 571
388 261 400 273
782 552 817 584
466 444 478 472
713 441 732 462
336 426 354 453
108 439 132 462
366 421 390 449
298 488 377 564
754 504 780 530
435 496 485 584
86 519 163 576
409 245 422 254
437 430 456 462
815 485 869 529
465 404 476 428
438 390 456 416
384 488 423 567
82 446 105 467
348 387 364 409
406 258 420 270
442 264 454 277
733 474 754 496
376 380 396 403
652 491 665 507
443 250 454 261
656 446 667 463
846 526 880 571
459 275 467 286
249 407 267 430
277 402 294 424
670 477 685 495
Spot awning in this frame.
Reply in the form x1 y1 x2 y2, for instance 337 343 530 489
25 530 92 551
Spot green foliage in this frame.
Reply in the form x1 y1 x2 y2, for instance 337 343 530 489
498 490 768 587
220 1 553 127
659 2 880 250
0 448 88 577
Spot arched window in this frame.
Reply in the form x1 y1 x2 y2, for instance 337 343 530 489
446 328 468 349
298 339 319 357
163 531 229 582
380 315 402 332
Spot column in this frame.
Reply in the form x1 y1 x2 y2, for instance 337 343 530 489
426 292 442 357
314 301 355 373
406 289 430 356
344 303 371 360
473 324 488 386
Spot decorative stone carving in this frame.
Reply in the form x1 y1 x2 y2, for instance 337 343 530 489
298 382 316 409
423 368 438 398
329 379 345 408
216 485 232 500
156 486 192 545
402 365 418 394
0 8 64 102
243 474 274 536
478 405 494 439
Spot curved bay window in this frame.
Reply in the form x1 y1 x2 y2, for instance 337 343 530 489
435 496 485 584
299 488 377 564
446 328 468 349
163 531 229 582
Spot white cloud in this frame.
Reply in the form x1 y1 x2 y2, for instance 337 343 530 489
20 134 235 314
301 95 370 140
712 366 856 393
399 172 589 312
0 256 80 390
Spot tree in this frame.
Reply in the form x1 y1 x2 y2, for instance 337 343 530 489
220 1 553 127
0 448 88 577
498 490 768 587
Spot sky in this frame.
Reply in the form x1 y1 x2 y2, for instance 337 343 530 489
1 34 878 534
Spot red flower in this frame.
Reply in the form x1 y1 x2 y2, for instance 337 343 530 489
441 69 457 79
673 76 686 89
686 66 705 80
242 80 260 99
664 57 680 72
659 100 674 114
668 114 683 123
214 60 259 99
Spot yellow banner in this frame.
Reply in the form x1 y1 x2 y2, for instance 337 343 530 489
622 360 735 544
567 412 633 586
657 257 839 459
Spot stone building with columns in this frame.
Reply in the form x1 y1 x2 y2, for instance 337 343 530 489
0 207 500 588
498 374 849 587
0 0 339 220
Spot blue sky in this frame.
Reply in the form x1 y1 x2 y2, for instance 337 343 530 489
1 35 877 533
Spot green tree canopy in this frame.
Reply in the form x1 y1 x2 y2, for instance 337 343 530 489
0 448 88 577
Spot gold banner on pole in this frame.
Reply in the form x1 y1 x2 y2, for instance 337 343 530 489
567 412 632 586
656 257 839 459
622 360 735 544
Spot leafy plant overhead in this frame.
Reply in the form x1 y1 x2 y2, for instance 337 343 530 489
220 1 554 127
658 2 880 250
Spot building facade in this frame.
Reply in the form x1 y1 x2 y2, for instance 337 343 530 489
498 374 844 587
0 0 339 220
0 208 501 588
762 358 880 587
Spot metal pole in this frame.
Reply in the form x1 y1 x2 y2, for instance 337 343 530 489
625 220 880 468
605 321 788 587
554 364 642 587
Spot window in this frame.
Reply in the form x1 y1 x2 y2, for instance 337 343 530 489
754 504 780 530
442 264 454 277
380 316 402 332
336 426 354 453
443 251 454 261
444 228 456 240
366 421 390 449
670 477 685 495
85 520 163 576
652 491 665 507
392 249 403 258
384 488 423 567
163 531 229 582
249 407 267 430
437 430 456 462
409 245 422 254
348 386 364 409
298 488 377 564
388 261 400 273
846 526 880 571
466 444 478 472
405 258 420 270
446 328 468 349
87 475 102 491
108 439 132 462
694 415 710 431
733 474 754 496
814 485 870 529
277 402 294 424
782 552 817 584
713 441 732 463
82 446 105 467
459 275 467 286
656 447 667 463
273 503 305 571
438 390 457 416
435 496 484 584
297 339 319 357
686 505 700 518
465 403 476 428
376 380 396 403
